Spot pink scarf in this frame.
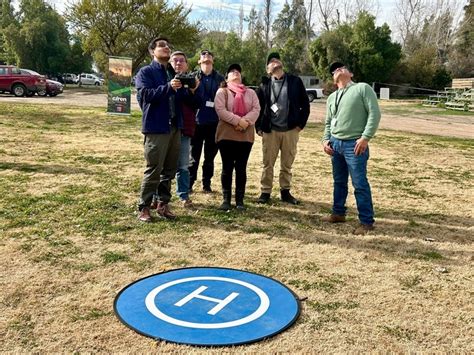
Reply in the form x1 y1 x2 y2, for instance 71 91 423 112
227 82 247 117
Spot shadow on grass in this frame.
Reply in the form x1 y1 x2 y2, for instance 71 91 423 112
0 162 91 175
175 197 473 263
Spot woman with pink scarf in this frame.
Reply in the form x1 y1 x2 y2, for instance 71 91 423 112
214 64 260 210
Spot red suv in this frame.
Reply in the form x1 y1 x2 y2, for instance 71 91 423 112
0 65 47 97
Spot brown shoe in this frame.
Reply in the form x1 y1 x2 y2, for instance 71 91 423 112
138 207 152 222
157 202 176 220
322 214 346 223
182 199 194 209
353 223 374 235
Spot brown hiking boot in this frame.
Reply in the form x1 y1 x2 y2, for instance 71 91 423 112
156 202 176 220
353 223 374 235
138 207 152 222
322 214 346 223
182 199 194 209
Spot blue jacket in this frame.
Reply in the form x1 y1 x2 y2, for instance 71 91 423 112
136 60 184 134
195 69 224 125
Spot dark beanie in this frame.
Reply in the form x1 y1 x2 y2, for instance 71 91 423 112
267 52 281 64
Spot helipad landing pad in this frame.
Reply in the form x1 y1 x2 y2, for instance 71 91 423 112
114 267 300 346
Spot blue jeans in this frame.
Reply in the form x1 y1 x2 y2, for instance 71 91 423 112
176 135 191 201
330 137 374 225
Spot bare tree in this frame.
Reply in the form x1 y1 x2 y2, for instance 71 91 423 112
238 1 244 39
263 0 273 48
339 0 380 22
203 5 236 33
315 0 339 31
395 0 428 47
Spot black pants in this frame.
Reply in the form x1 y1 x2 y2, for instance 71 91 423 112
189 123 218 188
217 140 253 192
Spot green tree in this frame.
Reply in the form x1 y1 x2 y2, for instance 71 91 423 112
272 0 313 75
67 35 93 73
6 0 71 74
0 0 18 64
67 0 200 74
309 12 402 83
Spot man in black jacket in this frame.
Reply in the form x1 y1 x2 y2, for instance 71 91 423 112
256 52 310 204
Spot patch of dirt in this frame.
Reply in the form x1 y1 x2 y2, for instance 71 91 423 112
309 100 474 139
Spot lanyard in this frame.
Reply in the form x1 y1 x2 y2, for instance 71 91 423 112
334 89 345 116
271 75 286 104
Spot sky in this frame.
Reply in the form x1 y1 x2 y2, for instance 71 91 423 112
42 0 399 30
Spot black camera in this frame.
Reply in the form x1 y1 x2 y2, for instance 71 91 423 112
175 73 197 89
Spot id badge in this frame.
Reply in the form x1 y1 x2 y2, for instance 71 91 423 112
271 103 279 113
206 101 215 108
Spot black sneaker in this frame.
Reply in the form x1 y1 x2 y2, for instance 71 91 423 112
257 193 270 204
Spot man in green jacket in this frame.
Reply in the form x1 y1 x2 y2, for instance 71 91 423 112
322 62 381 235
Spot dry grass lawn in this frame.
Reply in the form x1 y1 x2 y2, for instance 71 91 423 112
0 102 473 352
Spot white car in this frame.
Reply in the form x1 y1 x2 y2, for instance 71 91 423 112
77 73 104 86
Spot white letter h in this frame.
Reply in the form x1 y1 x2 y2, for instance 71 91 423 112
174 286 239 315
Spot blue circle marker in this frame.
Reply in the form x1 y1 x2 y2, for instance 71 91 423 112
114 267 300 346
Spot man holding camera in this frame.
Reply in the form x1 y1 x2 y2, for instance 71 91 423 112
168 51 201 208
322 62 381 235
135 37 184 222
189 50 225 193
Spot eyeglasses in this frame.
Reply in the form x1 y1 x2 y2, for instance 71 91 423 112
156 40 172 49
200 51 212 56
332 66 346 75
171 58 186 63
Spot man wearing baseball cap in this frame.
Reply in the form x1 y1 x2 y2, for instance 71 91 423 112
189 49 225 193
322 61 381 235
255 51 310 205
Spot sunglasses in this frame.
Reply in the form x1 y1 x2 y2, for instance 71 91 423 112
332 66 346 75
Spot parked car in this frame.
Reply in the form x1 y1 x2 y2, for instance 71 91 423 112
306 88 324 102
63 73 77 84
40 80 64 97
0 65 47 97
77 73 104 86
20 69 63 97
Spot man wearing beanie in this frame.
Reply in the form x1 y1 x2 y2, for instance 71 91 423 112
321 62 381 235
256 52 310 205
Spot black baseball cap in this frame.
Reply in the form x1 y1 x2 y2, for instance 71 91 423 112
267 51 281 64
329 62 345 75
226 63 242 74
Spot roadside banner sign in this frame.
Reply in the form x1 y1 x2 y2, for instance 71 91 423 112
114 267 300 346
107 56 132 115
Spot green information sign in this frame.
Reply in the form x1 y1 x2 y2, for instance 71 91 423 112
107 56 132 115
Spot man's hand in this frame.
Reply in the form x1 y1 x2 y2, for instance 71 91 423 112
354 137 369 155
323 140 334 156
170 78 182 91
189 79 200 94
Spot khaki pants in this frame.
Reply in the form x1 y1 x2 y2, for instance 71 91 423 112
260 128 299 193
